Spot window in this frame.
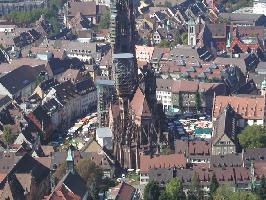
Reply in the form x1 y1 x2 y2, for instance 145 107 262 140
189 26 194 33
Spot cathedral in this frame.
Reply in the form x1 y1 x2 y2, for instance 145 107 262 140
108 0 162 169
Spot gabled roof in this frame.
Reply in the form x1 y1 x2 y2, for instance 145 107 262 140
40 145 54 157
62 172 88 198
156 28 177 39
83 139 102 153
46 172 88 200
0 58 47 74
48 81 77 106
1 174 25 200
45 57 85 77
51 151 112 171
0 153 50 196
109 182 136 200
219 13 265 24
212 95 266 120
175 166 250 186
149 168 173 186
68 1 96 17
130 87 151 118
100 50 112 66
15 173 32 192
60 68 84 84
39 78 60 94
140 154 186 173
244 148 266 163
206 23 226 39
75 78 96 94
27 105 52 139
69 12 91 30
0 152 21 174
210 153 243 168
175 140 210 156
212 105 236 145
10 154 50 182
45 184 80 200
0 65 46 95
173 80 199 93
253 160 266 179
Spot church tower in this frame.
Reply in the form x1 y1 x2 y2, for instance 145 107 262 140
188 18 196 46
110 0 138 169
110 0 160 169
66 147 75 174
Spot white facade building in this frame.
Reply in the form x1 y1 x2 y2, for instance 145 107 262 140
0 25 16 33
96 127 113 150
253 0 266 15
156 90 173 111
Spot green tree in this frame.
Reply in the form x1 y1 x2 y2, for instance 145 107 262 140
89 178 100 200
173 29 181 45
213 184 233 200
238 125 266 149
181 32 188 45
187 172 204 200
2 127 15 145
99 12 110 29
76 158 103 187
160 145 173 155
213 184 259 200
54 158 110 200
48 16 61 37
195 92 201 111
209 174 219 199
158 39 171 48
50 0 64 10
144 181 160 200
231 191 259 200
159 191 169 200
54 161 67 183
165 178 186 200
256 175 266 200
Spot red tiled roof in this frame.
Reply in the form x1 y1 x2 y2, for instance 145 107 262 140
68 1 96 17
230 37 260 53
34 157 51 169
140 154 186 173
130 87 151 119
171 80 199 93
175 140 210 156
0 173 7 182
30 47 65 59
111 182 136 200
188 141 211 155
46 184 81 200
254 160 266 179
213 95 266 120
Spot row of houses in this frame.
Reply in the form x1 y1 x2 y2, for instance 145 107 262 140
156 78 227 112
0 57 97 141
